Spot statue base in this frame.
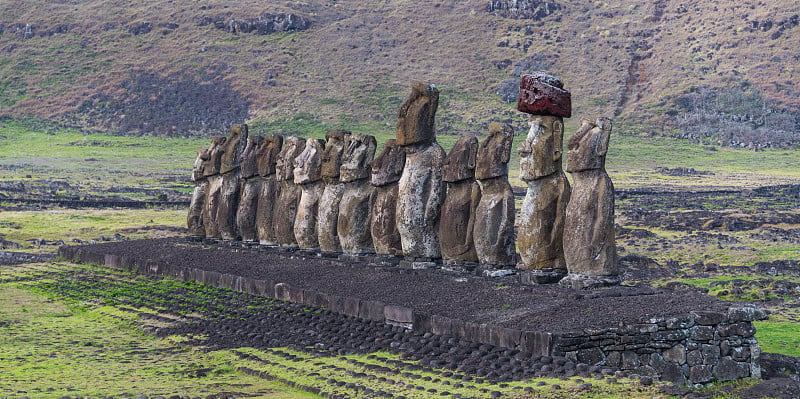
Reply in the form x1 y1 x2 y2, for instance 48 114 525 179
558 273 622 290
518 269 567 285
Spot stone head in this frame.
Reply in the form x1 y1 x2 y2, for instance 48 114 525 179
396 81 439 146
293 138 326 185
371 139 406 186
519 115 564 181
321 130 351 180
442 134 478 183
340 134 377 183
276 136 306 181
220 123 249 174
240 135 264 179
192 147 210 181
476 122 514 180
256 134 283 177
203 136 227 177
566 118 612 173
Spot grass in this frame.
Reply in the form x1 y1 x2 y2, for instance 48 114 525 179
752 321 800 357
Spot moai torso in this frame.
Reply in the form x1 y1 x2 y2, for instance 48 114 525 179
338 134 377 255
370 139 406 255
255 135 283 245
317 130 350 252
473 123 516 267
202 136 227 238
236 135 264 242
293 138 326 250
274 136 306 247
516 73 572 275
217 124 249 240
188 147 211 237
563 118 617 277
396 82 445 259
439 134 480 263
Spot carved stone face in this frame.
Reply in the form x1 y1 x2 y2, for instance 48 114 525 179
276 136 306 181
256 134 283 177
519 115 564 181
371 139 406 186
192 147 210 181
566 118 611 173
240 135 264 178
320 130 350 179
396 81 439 146
203 136 226 177
476 122 514 180
340 134 377 183
442 134 478 183
220 123 248 174
293 138 326 184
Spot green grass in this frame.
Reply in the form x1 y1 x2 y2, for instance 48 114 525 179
753 321 800 357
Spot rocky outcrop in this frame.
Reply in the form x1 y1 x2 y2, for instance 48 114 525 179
486 0 561 20
200 13 311 35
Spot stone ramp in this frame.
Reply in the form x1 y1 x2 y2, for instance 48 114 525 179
58 237 766 385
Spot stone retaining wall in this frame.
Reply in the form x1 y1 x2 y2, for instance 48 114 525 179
58 245 766 386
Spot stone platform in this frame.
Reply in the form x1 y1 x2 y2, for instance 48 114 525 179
58 237 766 385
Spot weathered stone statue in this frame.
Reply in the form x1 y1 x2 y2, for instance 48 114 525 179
216 124 248 240
235 135 264 242
255 135 283 245
274 136 306 247
474 123 516 267
202 136 226 238
561 118 618 288
396 81 446 259
516 73 572 283
338 134 377 255
317 130 350 252
438 134 480 263
187 147 210 237
293 138 326 250
370 139 406 255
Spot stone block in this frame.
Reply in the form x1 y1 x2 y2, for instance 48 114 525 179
456 321 481 342
358 300 385 321
384 305 414 324
327 295 345 314
497 328 522 349
718 322 756 338
605 351 621 367
652 330 687 341
306 291 329 309
689 365 713 384
343 297 361 317
714 357 750 381
413 311 431 333
577 347 605 366
663 344 686 365
689 325 717 341
517 73 572 117
728 307 768 322
431 315 453 336
692 311 727 325
665 316 695 330
207 271 221 287
274 283 291 301
622 351 640 369
220 273 235 289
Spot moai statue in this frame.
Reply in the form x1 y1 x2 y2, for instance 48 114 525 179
202 136 227 238
474 123 516 267
438 134 480 263
187 147 210 237
338 134 377 255
561 118 618 289
317 130 350 253
370 139 406 256
274 136 306 247
396 81 446 260
293 138 326 250
235 135 264 242
255 135 283 245
216 123 248 240
516 73 572 284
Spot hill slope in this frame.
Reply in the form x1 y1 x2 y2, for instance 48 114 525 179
1 0 798 139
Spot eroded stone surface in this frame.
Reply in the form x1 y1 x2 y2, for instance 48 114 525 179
274 136 306 247
236 136 265 241
370 139 406 255
396 81 439 146
293 138 326 250
317 130 349 252
474 123 516 266
338 134 377 254
517 72 572 117
439 134 479 262
201 136 226 238
518 116 570 272
217 124 248 240
188 147 211 237
563 118 617 281
255 135 283 245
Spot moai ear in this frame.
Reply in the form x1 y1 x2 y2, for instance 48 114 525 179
552 119 563 161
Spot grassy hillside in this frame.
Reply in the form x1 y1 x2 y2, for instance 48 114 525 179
0 0 797 139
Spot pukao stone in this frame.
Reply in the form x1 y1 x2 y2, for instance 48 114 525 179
473 123 516 267
236 135 264 242
517 115 570 274
255 135 283 245
561 118 618 288
293 138 326 250
517 72 572 117
317 130 350 252
216 124 248 240
396 81 445 259
338 134 377 254
274 136 306 247
370 139 406 255
439 134 479 263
